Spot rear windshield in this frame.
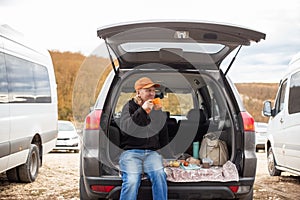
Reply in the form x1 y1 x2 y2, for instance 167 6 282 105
113 71 232 127
120 42 224 54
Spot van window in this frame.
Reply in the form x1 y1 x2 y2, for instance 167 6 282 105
274 80 287 115
34 64 52 103
288 71 300 114
5 54 51 103
0 53 8 103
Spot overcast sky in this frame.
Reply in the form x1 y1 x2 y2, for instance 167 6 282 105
1 0 300 83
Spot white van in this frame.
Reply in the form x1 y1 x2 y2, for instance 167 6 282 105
263 52 300 176
0 25 58 182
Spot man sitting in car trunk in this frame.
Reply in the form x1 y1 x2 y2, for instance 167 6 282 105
119 77 169 200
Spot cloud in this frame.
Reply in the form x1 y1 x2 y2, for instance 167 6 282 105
1 0 300 82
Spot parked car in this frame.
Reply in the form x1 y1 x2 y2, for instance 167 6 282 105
53 120 80 153
254 122 268 152
263 52 300 176
79 20 265 199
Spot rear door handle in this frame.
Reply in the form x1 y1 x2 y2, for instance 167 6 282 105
280 118 284 123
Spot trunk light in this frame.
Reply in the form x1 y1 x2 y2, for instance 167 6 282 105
174 31 189 39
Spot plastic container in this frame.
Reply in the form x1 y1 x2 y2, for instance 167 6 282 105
193 141 199 158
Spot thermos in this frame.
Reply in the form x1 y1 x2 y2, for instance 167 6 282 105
193 141 199 158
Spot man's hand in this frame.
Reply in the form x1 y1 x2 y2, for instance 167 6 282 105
142 99 154 114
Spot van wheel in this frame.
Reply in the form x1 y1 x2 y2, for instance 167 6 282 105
267 147 281 176
6 167 20 182
18 144 40 182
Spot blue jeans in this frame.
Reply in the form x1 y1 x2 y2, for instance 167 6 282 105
119 149 167 200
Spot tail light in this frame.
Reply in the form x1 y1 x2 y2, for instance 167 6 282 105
91 185 114 193
229 185 239 193
241 112 255 132
85 109 102 130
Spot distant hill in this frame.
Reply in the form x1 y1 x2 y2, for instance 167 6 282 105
50 51 279 123
50 51 85 120
235 83 278 123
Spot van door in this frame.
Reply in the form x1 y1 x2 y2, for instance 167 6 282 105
0 52 10 172
269 80 288 167
284 70 300 170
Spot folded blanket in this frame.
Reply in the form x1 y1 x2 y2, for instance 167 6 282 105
164 161 239 182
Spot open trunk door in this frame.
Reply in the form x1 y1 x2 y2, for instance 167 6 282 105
97 20 266 73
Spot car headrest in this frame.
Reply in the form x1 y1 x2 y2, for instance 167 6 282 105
186 109 206 124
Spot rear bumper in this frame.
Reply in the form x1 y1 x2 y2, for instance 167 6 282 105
82 175 255 199
52 145 80 151
53 142 80 151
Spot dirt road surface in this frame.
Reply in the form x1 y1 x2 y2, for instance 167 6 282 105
253 151 300 199
1 151 299 199
0 152 80 200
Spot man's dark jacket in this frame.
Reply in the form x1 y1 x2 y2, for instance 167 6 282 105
119 99 169 150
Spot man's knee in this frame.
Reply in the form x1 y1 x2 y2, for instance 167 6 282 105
123 173 141 186
147 169 166 181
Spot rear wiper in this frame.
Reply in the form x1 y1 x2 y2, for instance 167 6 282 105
105 39 118 75
224 45 242 76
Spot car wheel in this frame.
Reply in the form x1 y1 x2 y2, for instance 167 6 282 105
238 187 253 200
267 147 281 176
18 144 40 182
80 151 88 199
80 176 91 200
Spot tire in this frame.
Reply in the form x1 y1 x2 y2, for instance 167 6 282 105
18 144 40 183
267 147 281 176
6 167 20 182
79 151 92 200
80 176 91 200
238 187 253 200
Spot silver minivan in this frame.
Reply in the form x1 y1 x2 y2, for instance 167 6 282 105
263 52 300 176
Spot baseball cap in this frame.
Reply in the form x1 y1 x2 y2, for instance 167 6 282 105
134 77 160 91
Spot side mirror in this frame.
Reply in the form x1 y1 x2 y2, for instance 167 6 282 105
262 101 272 117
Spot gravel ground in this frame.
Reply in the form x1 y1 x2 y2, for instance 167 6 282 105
0 152 80 200
1 151 300 199
253 151 300 200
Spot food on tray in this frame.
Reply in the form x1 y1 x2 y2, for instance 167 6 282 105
202 158 213 168
186 157 201 165
166 160 180 167
172 161 180 167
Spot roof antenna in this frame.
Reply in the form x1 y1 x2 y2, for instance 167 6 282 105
105 39 118 75
224 45 242 76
